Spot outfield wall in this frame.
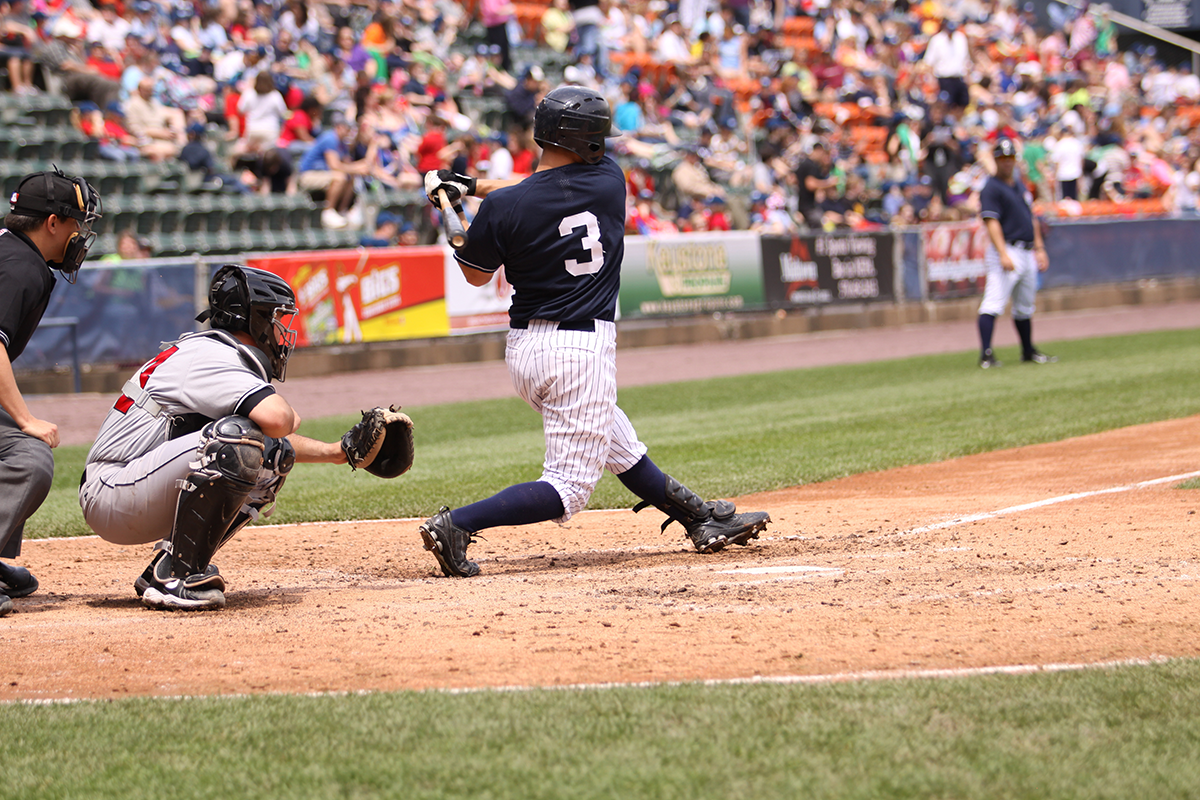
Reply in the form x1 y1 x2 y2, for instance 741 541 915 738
18 219 1200 391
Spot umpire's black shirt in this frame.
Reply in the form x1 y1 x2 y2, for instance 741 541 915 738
0 227 55 362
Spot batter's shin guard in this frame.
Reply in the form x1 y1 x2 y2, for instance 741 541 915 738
635 475 771 554
168 417 264 578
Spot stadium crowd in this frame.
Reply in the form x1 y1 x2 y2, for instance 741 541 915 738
3 0 1200 244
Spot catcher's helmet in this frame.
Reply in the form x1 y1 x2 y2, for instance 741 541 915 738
197 265 299 381
533 85 620 165
993 137 1018 158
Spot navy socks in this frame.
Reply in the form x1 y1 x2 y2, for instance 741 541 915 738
452 481 565 533
978 313 996 356
1014 317 1033 358
451 454 670 533
617 454 668 509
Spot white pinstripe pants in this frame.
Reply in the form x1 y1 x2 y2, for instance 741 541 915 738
506 320 648 521
979 243 1039 319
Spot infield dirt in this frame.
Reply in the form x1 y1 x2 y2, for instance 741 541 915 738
6 302 1199 700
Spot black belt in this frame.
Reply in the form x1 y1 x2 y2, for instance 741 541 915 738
510 319 595 332
1006 240 1035 249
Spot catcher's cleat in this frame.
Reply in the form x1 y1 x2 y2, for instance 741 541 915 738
979 349 1000 369
135 550 225 597
140 550 226 610
1022 350 1057 364
0 561 38 599
419 507 481 577
636 476 771 554
0 594 11 617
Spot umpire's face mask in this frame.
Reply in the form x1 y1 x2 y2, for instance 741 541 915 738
46 175 102 282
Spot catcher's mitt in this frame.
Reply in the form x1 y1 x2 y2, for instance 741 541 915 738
341 405 414 478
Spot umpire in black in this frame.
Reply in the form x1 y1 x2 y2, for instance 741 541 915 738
0 168 101 616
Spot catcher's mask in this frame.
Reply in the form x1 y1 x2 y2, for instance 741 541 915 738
8 166 103 282
533 85 621 165
197 264 299 381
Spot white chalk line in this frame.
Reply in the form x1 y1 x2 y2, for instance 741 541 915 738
894 469 1200 538
4 655 1180 706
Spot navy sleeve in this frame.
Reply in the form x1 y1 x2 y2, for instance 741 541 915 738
453 190 509 274
979 178 1002 220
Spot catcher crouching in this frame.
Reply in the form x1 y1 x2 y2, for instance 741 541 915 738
79 265 412 610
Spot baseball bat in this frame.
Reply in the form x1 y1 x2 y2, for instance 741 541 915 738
436 188 468 250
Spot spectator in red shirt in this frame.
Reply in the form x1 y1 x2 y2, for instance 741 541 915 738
415 113 450 173
278 94 321 159
85 43 123 81
78 100 142 162
509 124 537 177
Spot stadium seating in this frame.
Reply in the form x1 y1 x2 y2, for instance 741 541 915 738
0 94 429 258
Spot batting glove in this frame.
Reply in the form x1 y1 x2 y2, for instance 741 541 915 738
424 170 477 209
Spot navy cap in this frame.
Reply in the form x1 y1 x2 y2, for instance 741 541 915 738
993 137 1018 158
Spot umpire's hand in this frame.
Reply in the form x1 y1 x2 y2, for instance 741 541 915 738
22 416 59 448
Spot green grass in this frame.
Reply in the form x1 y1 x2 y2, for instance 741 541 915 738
3 659 1200 800
29 328 1200 538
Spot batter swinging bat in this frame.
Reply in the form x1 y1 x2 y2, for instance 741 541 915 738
437 188 468 250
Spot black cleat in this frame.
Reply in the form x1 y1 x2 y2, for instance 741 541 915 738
0 561 38 599
135 551 225 597
979 349 1001 369
684 506 772 553
140 550 225 610
1022 350 1057 364
419 507 481 577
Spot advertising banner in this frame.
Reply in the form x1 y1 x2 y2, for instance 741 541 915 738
619 231 765 317
247 247 447 346
924 220 990 300
760 231 895 308
443 246 513 334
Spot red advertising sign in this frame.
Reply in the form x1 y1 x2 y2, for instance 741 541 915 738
924 220 991 300
247 247 448 346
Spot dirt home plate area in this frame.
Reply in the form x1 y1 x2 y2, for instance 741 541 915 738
7 303 1200 701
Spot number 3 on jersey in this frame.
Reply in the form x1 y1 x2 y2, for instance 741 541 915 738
559 211 604 276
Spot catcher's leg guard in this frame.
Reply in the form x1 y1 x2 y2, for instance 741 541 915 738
212 435 295 555
636 475 771 554
167 416 265 578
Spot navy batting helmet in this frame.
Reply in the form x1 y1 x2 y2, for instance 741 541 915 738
533 85 621 165
993 137 1018 158
197 265 299 381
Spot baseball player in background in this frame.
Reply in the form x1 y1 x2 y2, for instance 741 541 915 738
79 265 349 610
419 85 771 578
977 137 1057 369
0 168 102 616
